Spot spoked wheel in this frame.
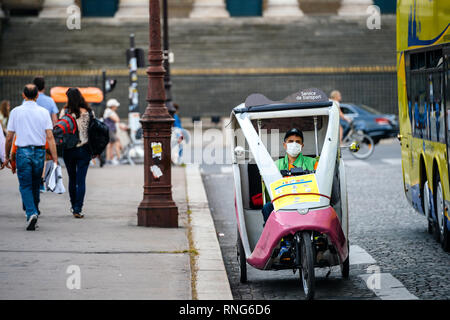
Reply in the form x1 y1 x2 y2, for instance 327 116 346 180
296 232 315 300
237 229 247 283
350 133 375 160
434 174 450 251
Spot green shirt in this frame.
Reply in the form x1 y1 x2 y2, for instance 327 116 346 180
275 153 317 171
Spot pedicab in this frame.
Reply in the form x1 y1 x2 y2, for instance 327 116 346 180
231 88 359 300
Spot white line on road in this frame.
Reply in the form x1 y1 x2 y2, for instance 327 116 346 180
359 273 419 300
349 245 377 265
350 245 418 300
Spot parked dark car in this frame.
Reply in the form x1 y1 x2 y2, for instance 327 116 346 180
339 103 399 144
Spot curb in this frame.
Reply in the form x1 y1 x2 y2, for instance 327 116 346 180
185 164 233 300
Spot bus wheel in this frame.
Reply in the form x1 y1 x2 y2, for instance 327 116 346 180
423 181 433 235
434 173 450 251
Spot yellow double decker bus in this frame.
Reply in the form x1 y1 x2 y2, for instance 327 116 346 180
397 0 450 251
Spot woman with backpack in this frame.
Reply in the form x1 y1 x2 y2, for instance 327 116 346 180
60 88 94 218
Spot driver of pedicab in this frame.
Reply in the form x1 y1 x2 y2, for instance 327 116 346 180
261 128 318 224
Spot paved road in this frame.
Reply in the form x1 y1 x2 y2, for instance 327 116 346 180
201 141 450 300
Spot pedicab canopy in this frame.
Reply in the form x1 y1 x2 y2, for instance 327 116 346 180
235 87 332 113
50 87 104 103
231 88 339 211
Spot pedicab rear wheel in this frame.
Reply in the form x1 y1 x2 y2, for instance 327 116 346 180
296 232 315 300
237 229 247 283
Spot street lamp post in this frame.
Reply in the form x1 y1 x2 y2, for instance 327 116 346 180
137 0 178 228
162 0 175 114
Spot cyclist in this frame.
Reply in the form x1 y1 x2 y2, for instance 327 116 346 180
330 90 352 146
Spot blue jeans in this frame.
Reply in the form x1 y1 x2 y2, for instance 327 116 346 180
63 145 91 214
16 147 45 219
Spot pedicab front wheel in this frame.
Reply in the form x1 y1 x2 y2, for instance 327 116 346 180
237 229 247 283
341 242 350 279
296 232 315 300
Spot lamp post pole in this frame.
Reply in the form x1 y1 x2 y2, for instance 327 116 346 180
137 0 178 227
162 0 175 113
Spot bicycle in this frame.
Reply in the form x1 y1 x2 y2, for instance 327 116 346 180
342 120 374 159
120 127 144 165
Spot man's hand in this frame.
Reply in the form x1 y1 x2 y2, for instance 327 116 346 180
1 158 11 170
45 129 58 164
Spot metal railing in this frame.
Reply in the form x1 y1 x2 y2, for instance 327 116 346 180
0 66 398 119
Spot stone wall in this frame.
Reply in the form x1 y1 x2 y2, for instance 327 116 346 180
0 15 397 118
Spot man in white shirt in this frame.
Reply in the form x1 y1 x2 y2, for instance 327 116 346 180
1 84 58 231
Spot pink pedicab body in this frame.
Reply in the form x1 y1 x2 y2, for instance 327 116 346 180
247 206 348 270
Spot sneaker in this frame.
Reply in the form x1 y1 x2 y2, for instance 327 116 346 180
26 214 38 231
71 209 84 219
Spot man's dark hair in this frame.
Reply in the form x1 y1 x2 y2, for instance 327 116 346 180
23 84 38 99
284 128 303 142
33 76 45 91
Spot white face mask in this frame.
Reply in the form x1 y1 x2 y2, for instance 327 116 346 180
286 142 302 157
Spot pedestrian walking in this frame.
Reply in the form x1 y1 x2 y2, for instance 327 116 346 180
61 88 94 218
32 76 60 191
0 123 5 163
0 100 10 135
32 76 59 125
103 98 126 165
170 103 189 165
1 84 58 231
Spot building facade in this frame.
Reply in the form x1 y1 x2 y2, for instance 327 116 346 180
0 0 396 18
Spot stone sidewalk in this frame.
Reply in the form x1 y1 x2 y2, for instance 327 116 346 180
0 163 231 300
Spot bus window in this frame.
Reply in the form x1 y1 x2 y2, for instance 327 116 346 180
418 73 427 139
446 53 450 159
432 71 445 143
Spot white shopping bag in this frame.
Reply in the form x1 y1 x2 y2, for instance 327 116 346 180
47 164 57 191
54 165 66 194
47 164 65 194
